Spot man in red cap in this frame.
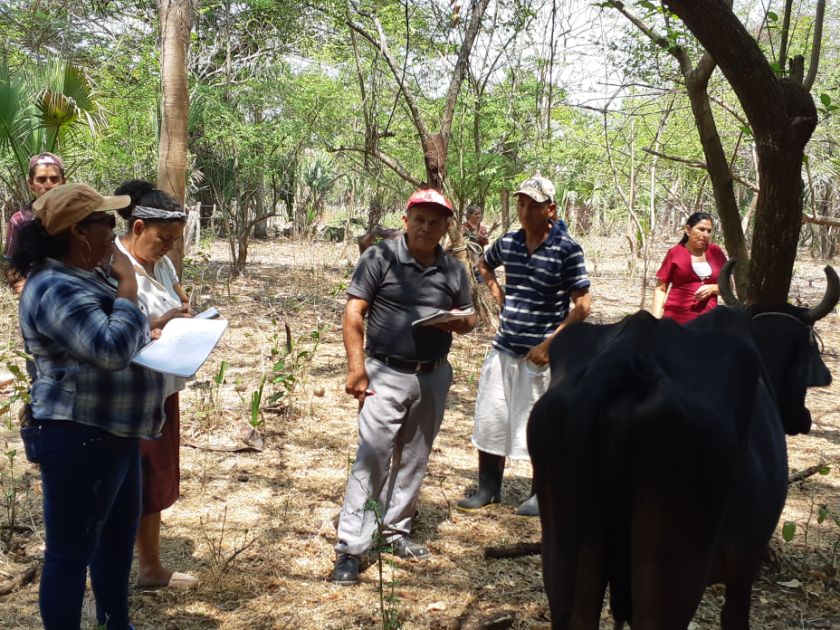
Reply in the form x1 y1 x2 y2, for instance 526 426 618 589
332 188 477 585
4 152 66 293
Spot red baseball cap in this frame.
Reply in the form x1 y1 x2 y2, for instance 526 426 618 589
406 189 453 216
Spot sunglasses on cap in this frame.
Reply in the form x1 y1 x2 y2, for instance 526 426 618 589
78 214 117 229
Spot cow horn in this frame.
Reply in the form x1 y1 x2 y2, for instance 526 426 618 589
802 266 840 324
718 259 740 306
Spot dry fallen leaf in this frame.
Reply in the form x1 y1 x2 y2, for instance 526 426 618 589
776 579 802 588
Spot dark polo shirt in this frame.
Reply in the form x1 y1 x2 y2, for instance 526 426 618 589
348 235 472 362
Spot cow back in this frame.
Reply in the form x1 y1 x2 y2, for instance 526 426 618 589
531 311 763 628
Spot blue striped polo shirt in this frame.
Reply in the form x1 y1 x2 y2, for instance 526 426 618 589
483 220 590 357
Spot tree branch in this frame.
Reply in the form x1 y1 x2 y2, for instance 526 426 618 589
801 214 840 229
707 93 750 128
803 0 826 91
439 0 491 144
663 0 787 137
778 0 794 73
692 0 730 86
788 460 828 485
346 0 429 140
641 147 758 192
328 145 422 188
606 1 692 75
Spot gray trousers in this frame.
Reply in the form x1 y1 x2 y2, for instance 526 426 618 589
335 357 452 557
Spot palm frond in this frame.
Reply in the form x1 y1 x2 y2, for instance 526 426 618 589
35 60 106 152
0 61 32 176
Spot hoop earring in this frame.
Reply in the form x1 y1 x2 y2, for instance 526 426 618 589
81 239 93 265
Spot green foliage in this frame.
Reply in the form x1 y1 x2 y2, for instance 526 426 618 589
268 322 327 406
0 58 104 201
782 520 797 542
0 0 835 267
211 360 228 407
0 343 31 551
364 499 403 630
818 93 839 117
0 346 30 430
1 448 21 551
250 375 266 429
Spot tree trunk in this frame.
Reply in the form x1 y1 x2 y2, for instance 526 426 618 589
664 0 818 304
750 134 810 301
253 108 268 239
157 0 194 275
685 77 750 297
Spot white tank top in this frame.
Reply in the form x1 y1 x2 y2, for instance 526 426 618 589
692 261 712 280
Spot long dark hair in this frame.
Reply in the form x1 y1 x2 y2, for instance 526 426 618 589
679 212 713 245
9 219 72 278
115 180 185 228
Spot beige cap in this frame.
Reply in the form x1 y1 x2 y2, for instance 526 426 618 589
514 174 556 204
33 183 130 236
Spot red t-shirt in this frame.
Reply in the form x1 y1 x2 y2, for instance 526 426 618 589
655 243 727 324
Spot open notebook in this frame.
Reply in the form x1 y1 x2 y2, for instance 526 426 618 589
132 317 228 378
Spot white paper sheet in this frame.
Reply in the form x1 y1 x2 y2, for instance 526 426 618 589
131 317 228 378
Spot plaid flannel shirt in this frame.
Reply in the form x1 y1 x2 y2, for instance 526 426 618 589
19 259 165 439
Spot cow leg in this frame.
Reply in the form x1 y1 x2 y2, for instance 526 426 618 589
631 556 707 630
531 395 606 630
720 564 756 630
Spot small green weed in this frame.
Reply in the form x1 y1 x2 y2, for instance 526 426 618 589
268 321 327 406
250 376 266 430
364 499 402 630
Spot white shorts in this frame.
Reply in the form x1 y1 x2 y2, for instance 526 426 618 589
471 348 551 460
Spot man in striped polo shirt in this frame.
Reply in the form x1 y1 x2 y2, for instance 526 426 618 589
457 174 591 516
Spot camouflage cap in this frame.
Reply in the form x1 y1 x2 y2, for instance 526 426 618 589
514 175 556 204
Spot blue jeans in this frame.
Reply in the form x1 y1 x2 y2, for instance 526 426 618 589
22 420 141 630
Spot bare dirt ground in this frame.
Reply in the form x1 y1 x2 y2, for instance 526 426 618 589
1 235 839 629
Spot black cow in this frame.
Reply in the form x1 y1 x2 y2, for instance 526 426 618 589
528 264 839 629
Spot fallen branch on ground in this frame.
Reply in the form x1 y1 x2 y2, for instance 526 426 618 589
484 542 540 559
0 564 36 596
788 461 829 485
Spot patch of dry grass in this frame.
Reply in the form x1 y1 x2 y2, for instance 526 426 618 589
0 236 838 629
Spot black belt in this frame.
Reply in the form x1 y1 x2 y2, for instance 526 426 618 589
370 354 447 374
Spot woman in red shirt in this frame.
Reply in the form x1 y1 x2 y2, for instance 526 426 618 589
652 212 727 324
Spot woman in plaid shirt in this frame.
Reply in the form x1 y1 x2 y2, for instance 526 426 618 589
12 183 165 630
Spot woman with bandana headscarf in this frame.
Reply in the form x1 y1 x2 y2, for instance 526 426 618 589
114 180 198 590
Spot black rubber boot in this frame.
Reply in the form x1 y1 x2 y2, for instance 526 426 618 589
515 477 539 517
456 451 505 510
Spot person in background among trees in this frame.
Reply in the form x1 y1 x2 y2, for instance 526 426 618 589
457 175 591 517
462 203 490 279
652 211 727 324
331 188 477 586
4 152 66 293
462 203 489 250
114 179 198 590
14 183 164 629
